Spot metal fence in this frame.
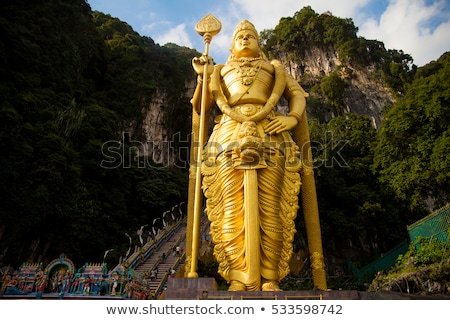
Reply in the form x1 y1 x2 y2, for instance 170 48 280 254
347 241 409 281
407 203 450 245
349 203 450 280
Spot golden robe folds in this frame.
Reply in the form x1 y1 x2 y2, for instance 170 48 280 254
201 57 306 291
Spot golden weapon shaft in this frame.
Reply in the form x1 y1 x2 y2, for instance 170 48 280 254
295 115 327 290
187 14 221 278
187 39 210 278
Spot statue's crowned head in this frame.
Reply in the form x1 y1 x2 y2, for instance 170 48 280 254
232 20 260 45
229 19 265 60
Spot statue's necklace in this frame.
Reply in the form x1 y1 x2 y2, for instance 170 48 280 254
235 59 262 86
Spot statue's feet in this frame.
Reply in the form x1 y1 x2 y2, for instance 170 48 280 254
261 280 282 291
228 280 246 291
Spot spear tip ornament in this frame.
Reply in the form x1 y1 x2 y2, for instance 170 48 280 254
195 13 222 37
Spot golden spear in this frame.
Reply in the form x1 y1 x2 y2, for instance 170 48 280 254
187 14 221 278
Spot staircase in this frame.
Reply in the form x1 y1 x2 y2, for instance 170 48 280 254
132 221 187 295
118 213 211 298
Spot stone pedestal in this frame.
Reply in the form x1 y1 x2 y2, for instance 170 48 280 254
163 277 218 300
162 278 362 300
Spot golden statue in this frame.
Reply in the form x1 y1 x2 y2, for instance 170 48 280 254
186 16 327 291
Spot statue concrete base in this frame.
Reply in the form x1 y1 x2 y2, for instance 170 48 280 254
163 277 360 300
163 278 448 300
163 277 219 300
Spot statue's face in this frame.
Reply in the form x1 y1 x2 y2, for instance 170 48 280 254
232 30 260 58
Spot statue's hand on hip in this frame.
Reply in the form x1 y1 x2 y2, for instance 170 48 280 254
264 115 298 134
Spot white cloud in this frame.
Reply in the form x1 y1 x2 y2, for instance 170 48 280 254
232 0 371 30
153 24 193 48
358 0 450 66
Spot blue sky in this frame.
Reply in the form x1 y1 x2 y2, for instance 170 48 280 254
87 0 450 66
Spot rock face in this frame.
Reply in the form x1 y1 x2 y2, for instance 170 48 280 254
279 44 396 128
127 45 396 167
121 81 196 168
369 263 450 296
342 68 395 128
121 88 168 165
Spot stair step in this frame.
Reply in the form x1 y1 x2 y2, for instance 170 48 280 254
126 220 204 296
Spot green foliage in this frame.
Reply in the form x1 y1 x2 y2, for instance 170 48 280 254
322 15 357 45
409 237 449 267
262 6 362 62
369 235 450 293
306 114 416 262
317 71 347 114
380 49 416 95
91 11 197 150
373 52 450 210
291 8 354 47
55 99 86 140
280 274 315 291
0 0 194 267
381 236 449 280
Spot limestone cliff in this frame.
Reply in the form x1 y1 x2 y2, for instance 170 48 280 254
278 44 396 128
121 81 196 168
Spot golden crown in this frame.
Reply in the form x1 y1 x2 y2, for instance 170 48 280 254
232 20 259 41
